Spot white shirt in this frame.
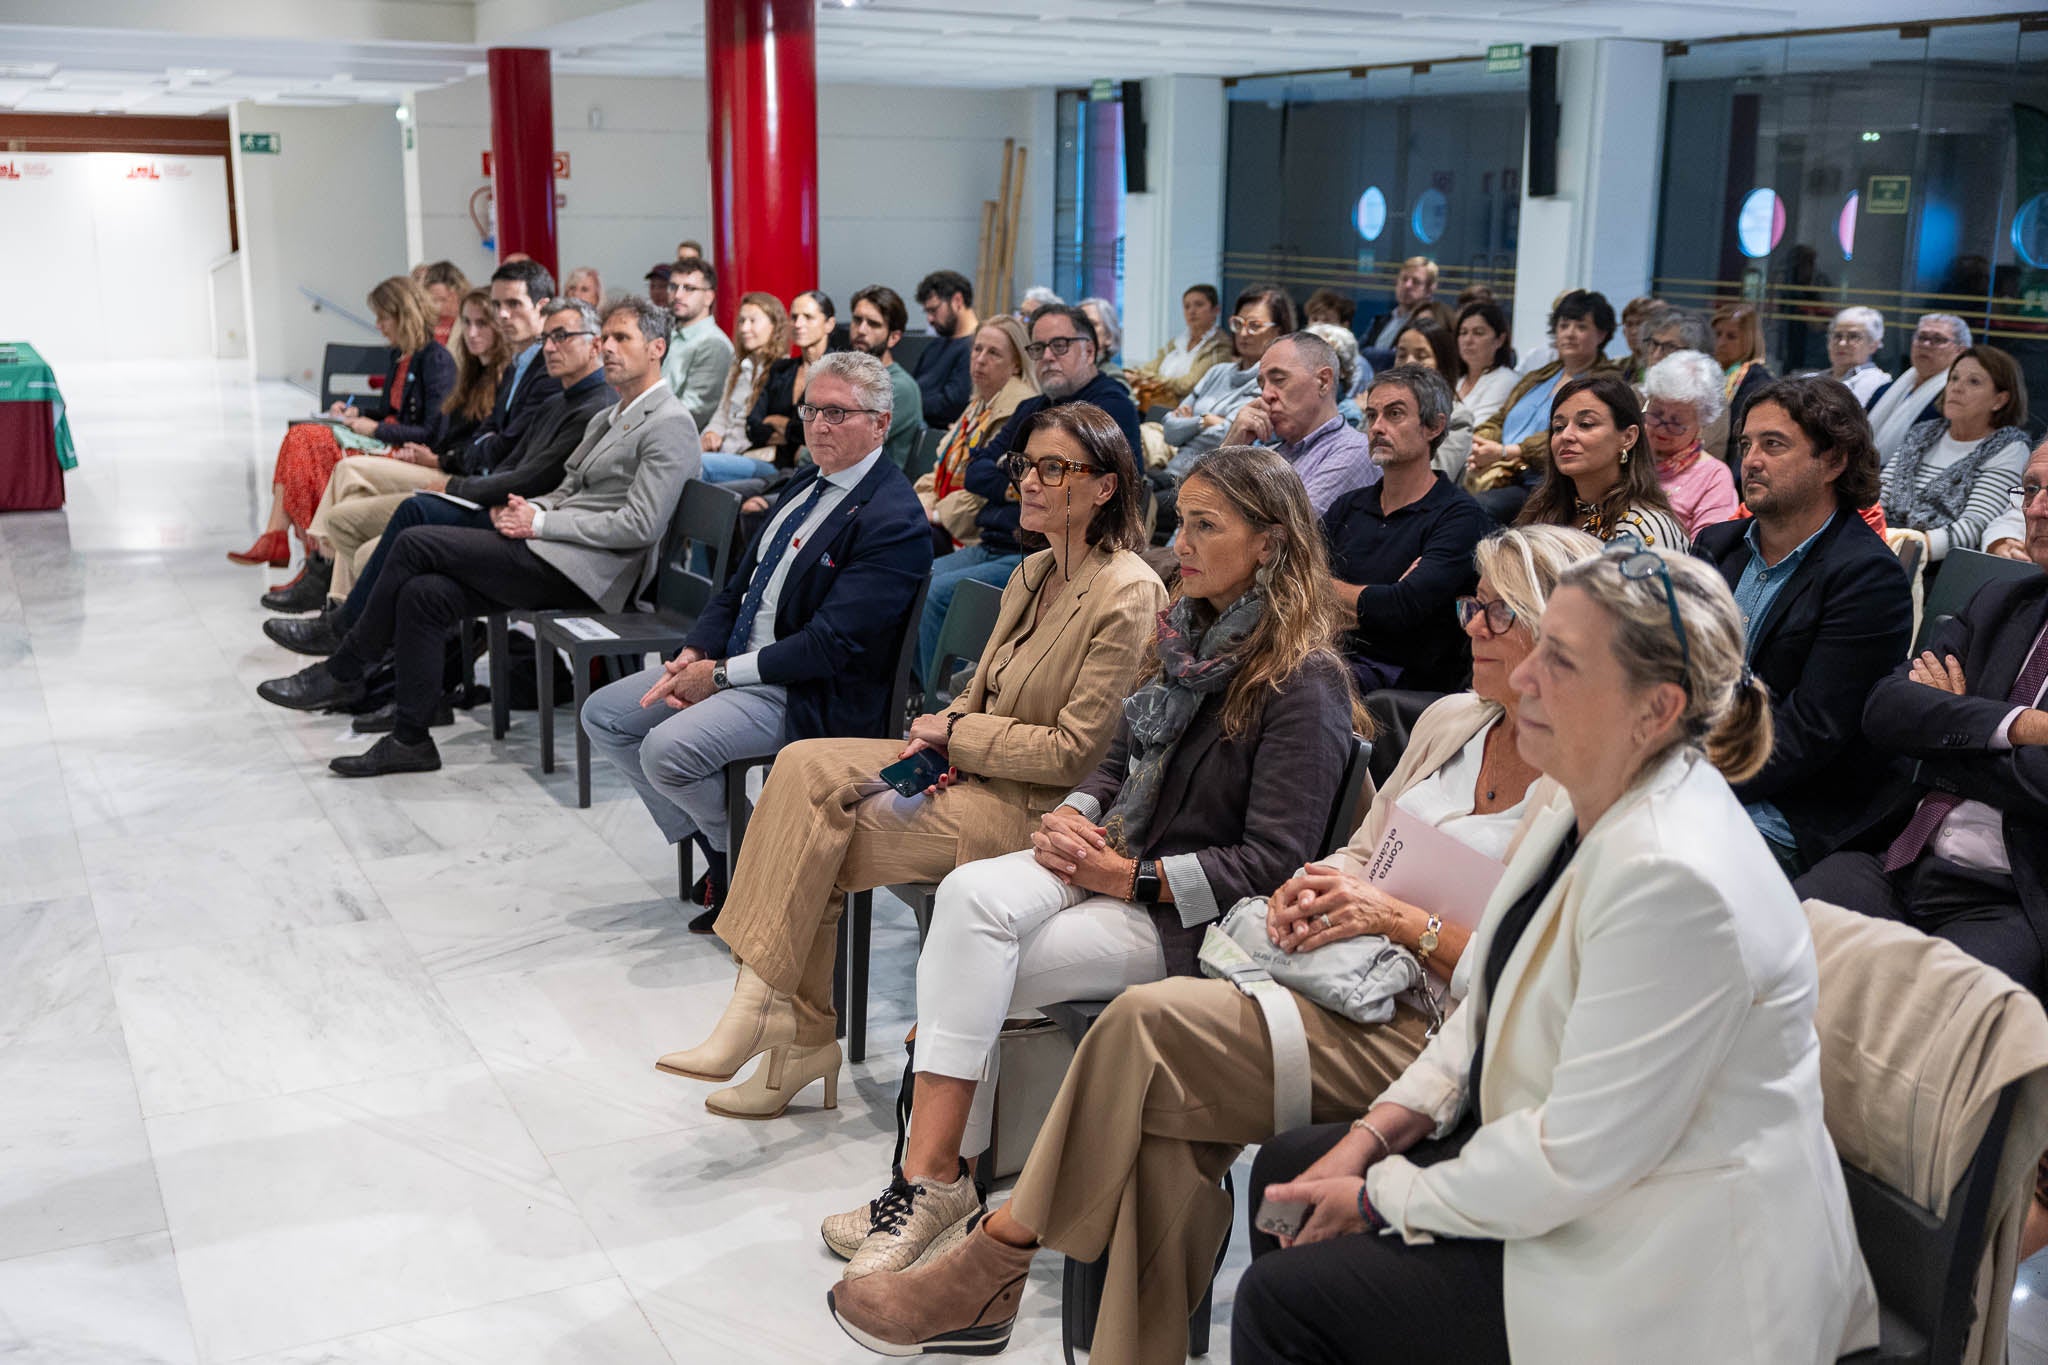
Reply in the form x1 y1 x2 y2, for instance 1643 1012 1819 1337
1456 366 1521 430
1154 326 1217 381
1929 619 2048 875
1390 716 1530 864
723 444 885 687
1868 368 1947 460
528 381 666 539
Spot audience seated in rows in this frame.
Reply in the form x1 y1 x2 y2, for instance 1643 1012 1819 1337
848 284 928 472
1466 288 1621 525
1694 376 1913 875
1878 344 2031 564
1224 329 1380 516
581 350 932 926
257 296 699 775
1641 349 1740 538
1817 306 1890 406
746 289 835 469
919 303 1142 681
1127 283 1230 413
659 401 1160 1107
1453 300 1519 431
1517 373 1689 549
1158 285 1292 482
1388 313 1475 479
699 291 788 483
914 314 1037 554
1362 255 1439 352
228 275 457 574
662 256 735 431
1867 313 1970 460
911 270 979 428
1798 441 2048 995
562 265 604 308
1079 297 1128 390
827 445 1364 1352
1325 364 1493 694
1710 300 1776 467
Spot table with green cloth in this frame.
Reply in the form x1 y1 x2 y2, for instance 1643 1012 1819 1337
0 342 76 512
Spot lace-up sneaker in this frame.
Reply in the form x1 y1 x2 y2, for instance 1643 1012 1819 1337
838 1169 983 1281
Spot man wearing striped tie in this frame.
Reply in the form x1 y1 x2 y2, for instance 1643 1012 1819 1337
1797 440 2048 996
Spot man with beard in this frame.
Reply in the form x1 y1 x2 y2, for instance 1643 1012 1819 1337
847 284 927 471
662 256 734 430
911 270 979 428
1692 375 1913 875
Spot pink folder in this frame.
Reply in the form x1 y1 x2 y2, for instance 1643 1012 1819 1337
1359 816 1506 931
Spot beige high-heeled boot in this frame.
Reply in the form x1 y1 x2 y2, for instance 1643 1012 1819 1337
705 1040 841 1120
654 964 799 1083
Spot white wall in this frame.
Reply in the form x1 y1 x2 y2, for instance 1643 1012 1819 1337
0 153 231 366
232 100 408 385
409 73 1039 319
1120 75 1226 363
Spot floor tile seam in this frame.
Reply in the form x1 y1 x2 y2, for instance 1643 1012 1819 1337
130 1052 489 1125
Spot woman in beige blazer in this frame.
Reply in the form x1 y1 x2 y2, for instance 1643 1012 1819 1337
655 400 1165 1117
1234 541 1879 1365
822 526 1593 1365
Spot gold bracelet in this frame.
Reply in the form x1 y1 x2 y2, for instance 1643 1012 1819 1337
1350 1115 1393 1159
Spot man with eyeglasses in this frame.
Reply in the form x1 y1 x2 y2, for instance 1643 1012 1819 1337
264 297 618 670
1865 313 1971 461
260 295 699 777
1692 376 1912 876
662 256 734 430
923 304 1143 679
580 349 931 930
847 284 928 471
1796 440 2048 996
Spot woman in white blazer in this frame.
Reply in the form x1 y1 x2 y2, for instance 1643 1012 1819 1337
1235 538 1879 1365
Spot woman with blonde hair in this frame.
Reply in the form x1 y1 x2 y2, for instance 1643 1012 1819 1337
700 290 792 482
1710 300 1775 465
916 315 1039 551
825 445 1363 1344
229 275 454 570
828 526 1598 1365
419 261 470 345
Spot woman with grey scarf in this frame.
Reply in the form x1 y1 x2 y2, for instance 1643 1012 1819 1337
824 446 1361 1339
1879 345 2032 563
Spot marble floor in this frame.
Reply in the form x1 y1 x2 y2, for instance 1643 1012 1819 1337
0 359 1257 1364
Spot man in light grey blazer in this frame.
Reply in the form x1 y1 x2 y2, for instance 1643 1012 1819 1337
259 295 701 777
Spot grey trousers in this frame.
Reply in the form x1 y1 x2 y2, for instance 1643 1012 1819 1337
580 663 788 851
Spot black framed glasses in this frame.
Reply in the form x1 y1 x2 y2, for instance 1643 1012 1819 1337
1454 595 1518 636
1002 453 1100 488
796 402 882 425
1023 336 1088 360
539 329 592 347
1603 536 1692 695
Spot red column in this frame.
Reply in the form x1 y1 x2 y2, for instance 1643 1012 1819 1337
705 0 818 336
487 48 558 281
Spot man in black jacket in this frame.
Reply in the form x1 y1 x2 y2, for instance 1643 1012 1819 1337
1797 442 2048 993
912 269 978 429
1693 375 1912 875
265 297 614 655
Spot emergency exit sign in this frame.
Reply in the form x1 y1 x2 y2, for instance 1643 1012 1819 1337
239 132 280 154
1487 43 1524 74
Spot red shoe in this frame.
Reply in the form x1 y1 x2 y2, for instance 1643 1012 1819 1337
228 529 291 567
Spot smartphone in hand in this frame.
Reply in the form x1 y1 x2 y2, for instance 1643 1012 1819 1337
878 749 950 798
1253 1195 1311 1240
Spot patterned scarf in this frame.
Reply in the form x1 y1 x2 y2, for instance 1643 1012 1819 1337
1101 591 1265 857
932 396 1004 502
1883 422 2026 534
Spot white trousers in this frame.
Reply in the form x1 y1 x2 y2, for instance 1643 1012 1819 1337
915 848 1169 1154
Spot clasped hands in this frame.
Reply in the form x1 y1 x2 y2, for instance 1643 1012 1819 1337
1031 807 1132 898
638 648 718 710
490 494 538 539
1266 863 1403 954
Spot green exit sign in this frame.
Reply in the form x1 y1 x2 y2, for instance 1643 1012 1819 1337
1487 43 1524 74
239 132 281 155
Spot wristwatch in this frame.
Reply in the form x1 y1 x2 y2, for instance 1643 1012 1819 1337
1132 858 1162 904
1417 913 1443 966
711 661 730 691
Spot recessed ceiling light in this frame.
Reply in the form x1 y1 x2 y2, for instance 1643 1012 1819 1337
823 0 868 9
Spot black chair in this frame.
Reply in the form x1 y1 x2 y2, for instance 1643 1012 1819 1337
1913 548 2041 654
892 333 935 374
925 576 1005 710
320 342 397 418
1362 689 1447 788
719 576 930 1065
1836 1088 2017 1365
532 480 744 806
906 425 947 483
1044 730 1374 1362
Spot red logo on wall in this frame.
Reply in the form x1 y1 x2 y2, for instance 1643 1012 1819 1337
0 160 52 180
0 163 18 180
127 162 160 180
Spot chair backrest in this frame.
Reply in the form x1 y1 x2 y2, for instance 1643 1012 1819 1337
1317 732 1376 854
906 426 948 482
1144 403 1172 424
320 342 397 417
878 575 932 739
892 332 935 373
652 479 742 616
1915 548 2042 652
1362 688 1448 787
929 576 1006 707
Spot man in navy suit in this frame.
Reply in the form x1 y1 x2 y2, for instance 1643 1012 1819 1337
582 350 933 928
1797 441 2048 994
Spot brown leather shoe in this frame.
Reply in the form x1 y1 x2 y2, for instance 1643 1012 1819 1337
827 1214 1035 1357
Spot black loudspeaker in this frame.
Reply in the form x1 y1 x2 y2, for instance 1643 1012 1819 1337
1527 45 1559 198
1122 80 1148 194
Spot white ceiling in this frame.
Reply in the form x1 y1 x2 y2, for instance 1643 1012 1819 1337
0 0 2029 114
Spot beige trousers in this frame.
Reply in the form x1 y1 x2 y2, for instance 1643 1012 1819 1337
1004 975 1432 1365
308 456 444 600
715 736 1027 1044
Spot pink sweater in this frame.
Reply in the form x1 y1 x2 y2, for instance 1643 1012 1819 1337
1657 444 1741 538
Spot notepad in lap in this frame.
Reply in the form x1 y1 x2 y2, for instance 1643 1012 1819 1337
423 489 482 510
1360 817 1505 931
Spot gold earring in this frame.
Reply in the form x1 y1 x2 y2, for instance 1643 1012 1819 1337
1620 443 1634 465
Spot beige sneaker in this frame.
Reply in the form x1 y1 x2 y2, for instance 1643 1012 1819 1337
829 1214 1037 1357
840 1170 984 1281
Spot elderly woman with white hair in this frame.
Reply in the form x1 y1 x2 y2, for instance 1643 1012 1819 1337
1642 350 1741 537
1306 321 1367 425
1080 296 1129 389
1817 306 1889 405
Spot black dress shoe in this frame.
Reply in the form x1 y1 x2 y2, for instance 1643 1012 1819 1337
262 554 333 613
330 733 442 778
263 609 344 657
257 661 365 712
352 699 456 734
687 872 723 933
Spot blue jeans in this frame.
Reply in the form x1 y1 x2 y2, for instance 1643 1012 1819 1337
919 545 1021 683
700 451 779 484
338 492 490 627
